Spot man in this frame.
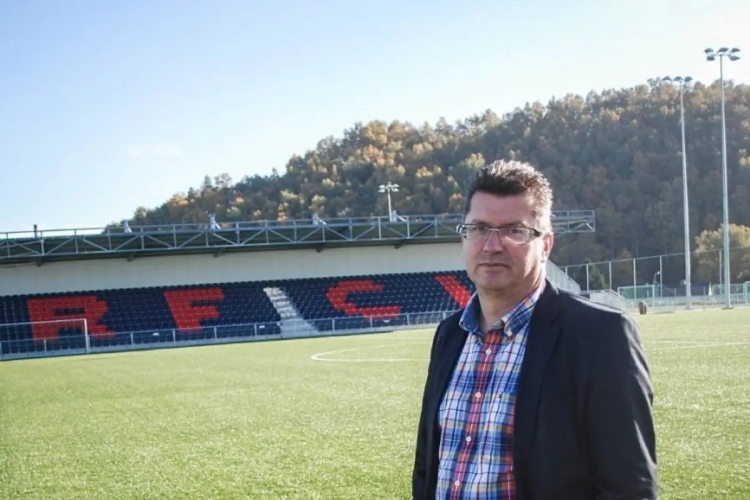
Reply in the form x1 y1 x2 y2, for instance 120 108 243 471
412 160 657 500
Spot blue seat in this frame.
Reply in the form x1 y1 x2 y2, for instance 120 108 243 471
0 283 282 353
0 271 475 353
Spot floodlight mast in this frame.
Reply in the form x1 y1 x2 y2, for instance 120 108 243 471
662 75 694 309
705 47 741 308
378 181 399 219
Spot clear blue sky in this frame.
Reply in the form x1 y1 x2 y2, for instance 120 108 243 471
1 0 747 233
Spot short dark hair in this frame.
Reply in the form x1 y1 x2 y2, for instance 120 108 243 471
463 159 553 229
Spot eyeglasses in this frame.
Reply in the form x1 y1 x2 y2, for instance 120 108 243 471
456 223 544 244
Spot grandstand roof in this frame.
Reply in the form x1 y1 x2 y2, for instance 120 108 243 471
0 211 595 266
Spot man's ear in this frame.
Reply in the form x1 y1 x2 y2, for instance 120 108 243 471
542 232 554 261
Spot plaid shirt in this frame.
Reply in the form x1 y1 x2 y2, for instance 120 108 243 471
435 284 543 500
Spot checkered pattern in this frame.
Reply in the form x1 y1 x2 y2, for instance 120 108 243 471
435 285 542 500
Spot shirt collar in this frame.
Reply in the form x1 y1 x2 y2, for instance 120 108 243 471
459 280 545 338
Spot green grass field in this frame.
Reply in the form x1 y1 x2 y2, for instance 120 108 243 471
2 309 749 499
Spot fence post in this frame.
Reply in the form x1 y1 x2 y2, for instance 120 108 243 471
585 264 590 292
659 255 663 292
633 258 637 290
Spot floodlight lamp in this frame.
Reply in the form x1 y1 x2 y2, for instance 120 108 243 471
729 54 740 61
704 48 715 54
685 76 693 83
378 184 386 192
718 47 729 54
662 76 672 82
706 54 716 61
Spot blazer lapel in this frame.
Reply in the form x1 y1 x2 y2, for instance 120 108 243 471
514 282 562 473
433 322 468 412
429 315 468 430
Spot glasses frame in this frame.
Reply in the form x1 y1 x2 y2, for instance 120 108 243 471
455 223 544 244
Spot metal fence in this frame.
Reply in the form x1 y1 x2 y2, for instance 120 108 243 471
582 290 750 315
0 310 459 362
563 245 750 298
547 260 581 294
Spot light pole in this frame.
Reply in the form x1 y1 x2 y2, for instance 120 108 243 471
663 75 693 310
378 181 399 220
705 47 741 309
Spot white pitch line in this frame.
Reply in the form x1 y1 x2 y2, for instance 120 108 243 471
311 341 429 363
310 337 750 363
650 341 750 351
384 337 433 341
644 339 750 344
311 357 430 363
646 340 724 344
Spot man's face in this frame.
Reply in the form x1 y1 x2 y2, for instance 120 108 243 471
462 191 554 296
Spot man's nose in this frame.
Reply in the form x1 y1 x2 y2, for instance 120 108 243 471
482 231 505 252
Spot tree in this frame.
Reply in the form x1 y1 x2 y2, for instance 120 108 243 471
694 224 750 284
120 78 750 270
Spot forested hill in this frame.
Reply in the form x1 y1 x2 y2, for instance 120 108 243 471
124 78 750 271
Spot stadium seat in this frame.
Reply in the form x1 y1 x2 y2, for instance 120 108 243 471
0 271 476 354
0 282 283 354
279 271 475 331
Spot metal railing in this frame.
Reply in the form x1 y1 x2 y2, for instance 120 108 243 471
2 211 596 239
0 310 458 362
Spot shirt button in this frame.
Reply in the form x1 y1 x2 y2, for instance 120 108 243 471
466 436 472 443
454 480 461 488
475 391 482 399
486 348 492 355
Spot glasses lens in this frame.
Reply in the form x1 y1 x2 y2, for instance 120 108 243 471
467 226 487 240
506 228 528 243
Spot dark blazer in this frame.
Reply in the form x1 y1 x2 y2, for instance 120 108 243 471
412 281 657 500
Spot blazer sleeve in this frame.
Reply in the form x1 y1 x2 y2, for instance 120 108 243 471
586 312 658 500
412 322 443 500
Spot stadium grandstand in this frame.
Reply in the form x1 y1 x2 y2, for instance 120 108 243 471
0 210 595 361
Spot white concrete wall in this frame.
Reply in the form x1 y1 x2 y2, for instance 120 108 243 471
0 241 582 297
0 242 465 296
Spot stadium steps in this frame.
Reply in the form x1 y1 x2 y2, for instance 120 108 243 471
262 287 318 339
